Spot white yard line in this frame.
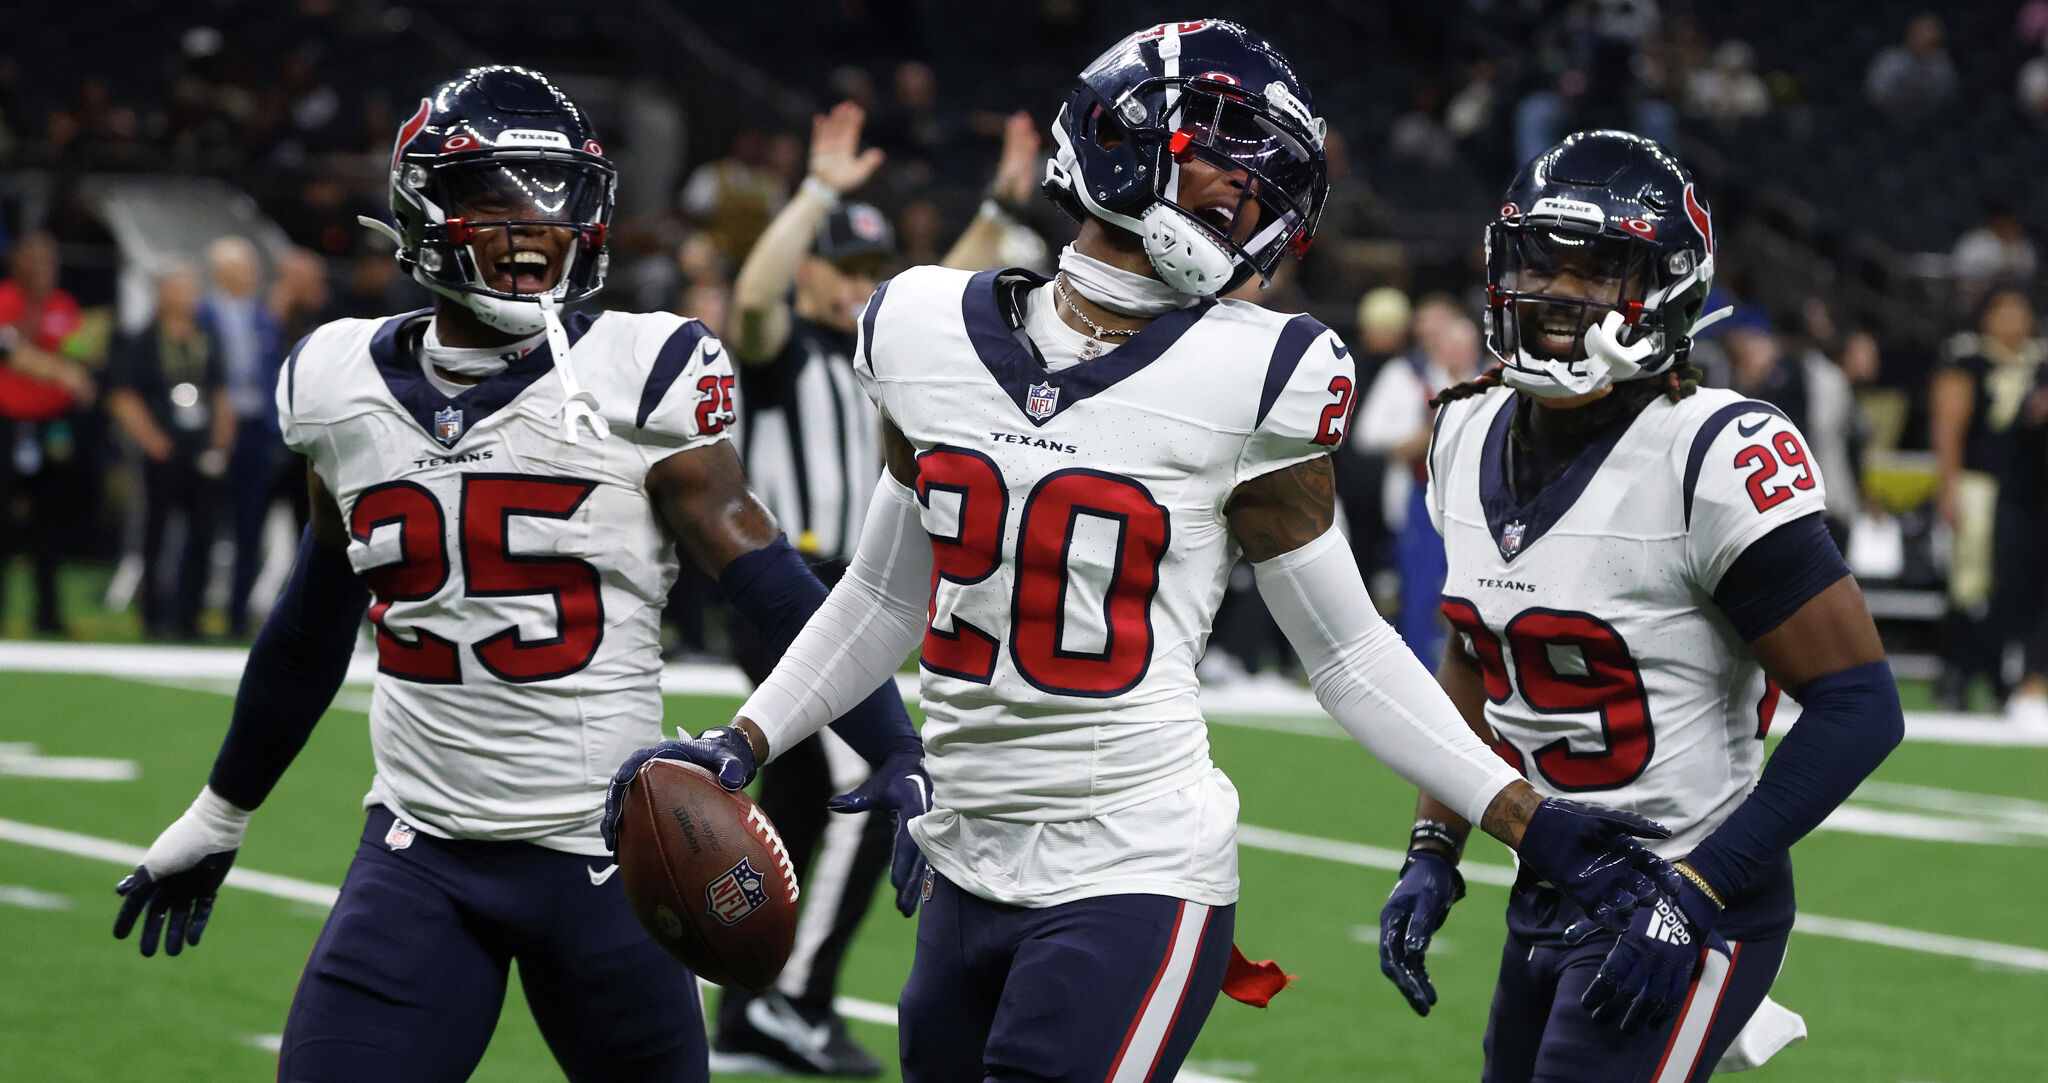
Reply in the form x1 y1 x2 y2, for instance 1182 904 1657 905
1232 822 2048 972
6 816 2044 977
9 640 2048 748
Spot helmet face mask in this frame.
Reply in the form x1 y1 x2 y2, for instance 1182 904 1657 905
1045 20 1328 296
1491 225 1654 369
1483 130 1717 397
383 67 616 334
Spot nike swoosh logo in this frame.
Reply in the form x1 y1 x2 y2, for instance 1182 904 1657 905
909 774 930 813
703 343 723 361
1333 343 1350 359
587 863 619 886
1735 416 1769 437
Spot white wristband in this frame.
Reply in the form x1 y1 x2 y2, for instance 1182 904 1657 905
799 175 841 208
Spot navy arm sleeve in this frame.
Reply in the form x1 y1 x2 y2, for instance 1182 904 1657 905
207 528 372 809
1710 513 1849 641
718 534 920 766
1685 514 1903 898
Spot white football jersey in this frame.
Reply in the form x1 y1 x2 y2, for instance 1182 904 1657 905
1427 385 1826 856
279 308 735 856
857 267 1356 906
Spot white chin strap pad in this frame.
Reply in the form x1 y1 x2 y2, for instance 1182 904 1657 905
1502 310 1658 399
1140 203 1237 297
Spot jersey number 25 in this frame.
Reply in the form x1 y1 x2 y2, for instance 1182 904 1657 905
350 474 603 684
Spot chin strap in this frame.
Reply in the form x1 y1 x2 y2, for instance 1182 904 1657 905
538 294 609 444
357 215 405 249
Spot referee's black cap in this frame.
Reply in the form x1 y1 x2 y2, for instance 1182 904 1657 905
814 202 895 273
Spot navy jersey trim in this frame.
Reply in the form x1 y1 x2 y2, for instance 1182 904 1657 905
1254 315 1333 427
1682 400 1790 527
1476 395 1630 562
961 269 1215 427
370 309 599 446
859 277 892 376
283 331 314 422
636 319 716 428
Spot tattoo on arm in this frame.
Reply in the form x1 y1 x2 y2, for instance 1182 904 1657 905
1225 457 1337 564
1479 780 1542 850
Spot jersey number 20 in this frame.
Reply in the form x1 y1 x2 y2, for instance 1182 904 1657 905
916 448 1168 698
349 475 603 684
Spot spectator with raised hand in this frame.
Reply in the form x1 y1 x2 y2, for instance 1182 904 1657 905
105 264 233 641
938 109 1042 271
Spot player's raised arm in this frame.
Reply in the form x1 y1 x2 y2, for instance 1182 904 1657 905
940 110 1041 271
115 465 370 957
729 102 884 364
1227 451 1681 950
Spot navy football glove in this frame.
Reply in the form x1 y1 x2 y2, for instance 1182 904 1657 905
825 747 932 917
1515 798 1677 934
1571 873 1728 1034
114 787 249 957
1378 850 1466 1016
602 726 758 852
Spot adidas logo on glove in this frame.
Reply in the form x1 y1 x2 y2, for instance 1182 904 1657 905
1643 900 1692 947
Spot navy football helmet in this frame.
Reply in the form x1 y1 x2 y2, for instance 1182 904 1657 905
1485 130 1726 397
363 66 615 335
1044 19 1329 296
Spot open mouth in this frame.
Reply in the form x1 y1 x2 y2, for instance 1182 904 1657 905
492 248 555 295
1534 316 1582 358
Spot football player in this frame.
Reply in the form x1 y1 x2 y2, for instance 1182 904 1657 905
1375 130 1905 1080
110 67 925 1083
610 24 1694 1082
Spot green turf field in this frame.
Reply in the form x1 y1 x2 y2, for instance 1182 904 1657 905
3 662 2045 1081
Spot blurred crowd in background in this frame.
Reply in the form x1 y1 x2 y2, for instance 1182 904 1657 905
1 0 2044 722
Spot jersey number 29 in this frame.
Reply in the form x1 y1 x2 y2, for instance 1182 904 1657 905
1439 598 1654 789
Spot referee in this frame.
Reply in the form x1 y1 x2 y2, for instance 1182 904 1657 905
719 98 1041 1077
716 101 901 1078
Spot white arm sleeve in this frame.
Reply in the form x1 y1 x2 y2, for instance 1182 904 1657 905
1251 527 1522 826
738 472 932 761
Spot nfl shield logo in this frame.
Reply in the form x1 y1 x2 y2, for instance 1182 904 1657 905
705 857 770 926
434 405 463 445
1026 381 1060 421
1501 520 1527 558
384 818 416 851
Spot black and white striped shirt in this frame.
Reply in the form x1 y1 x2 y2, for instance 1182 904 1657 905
739 317 880 564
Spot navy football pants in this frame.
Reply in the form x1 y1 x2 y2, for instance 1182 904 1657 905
899 872 1236 1083
277 808 706 1083
1482 928 1789 1083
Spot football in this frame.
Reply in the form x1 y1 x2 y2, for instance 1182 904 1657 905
615 758 800 990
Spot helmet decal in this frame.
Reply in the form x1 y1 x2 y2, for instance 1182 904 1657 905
393 98 431 170
1684 183 1714 255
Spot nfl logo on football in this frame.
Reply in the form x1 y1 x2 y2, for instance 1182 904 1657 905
434 405 464 445
1501 520 1527 558
705 857 770 925
1026 381 1059 421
